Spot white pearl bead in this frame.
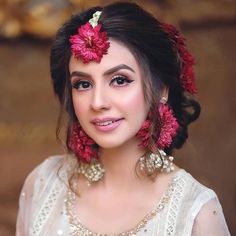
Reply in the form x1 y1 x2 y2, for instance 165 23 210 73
57 229 63 235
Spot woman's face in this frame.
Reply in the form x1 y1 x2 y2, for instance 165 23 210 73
69 39 150 149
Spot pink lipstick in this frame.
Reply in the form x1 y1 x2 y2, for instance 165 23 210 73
91 118 123 132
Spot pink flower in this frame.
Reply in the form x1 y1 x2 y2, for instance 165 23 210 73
161 23 197 94
69 22 110 63
136 119 151 148
68 123 98 162
137 104 179 150
157 104 179 149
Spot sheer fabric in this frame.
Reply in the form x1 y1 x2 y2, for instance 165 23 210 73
16 156 231 236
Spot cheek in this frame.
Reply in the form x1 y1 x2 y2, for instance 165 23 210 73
72 92 88 119
118 87 149 119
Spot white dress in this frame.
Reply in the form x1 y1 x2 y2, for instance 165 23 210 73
16 155 231 236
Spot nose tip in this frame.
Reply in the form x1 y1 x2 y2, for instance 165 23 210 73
90 87 110 111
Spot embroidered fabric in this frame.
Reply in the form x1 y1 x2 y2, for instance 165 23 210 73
30 182 62 235
166 176 186 235
16 155 231 236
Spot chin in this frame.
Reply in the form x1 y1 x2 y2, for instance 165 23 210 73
91 135 125 149
94 135 139 150
95 140 124 149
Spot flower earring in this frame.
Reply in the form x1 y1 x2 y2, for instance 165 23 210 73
157 102 179 149
68 123 105 185
137 97 179 174
68 123 98 162
139 150 174 174
137 98 179 150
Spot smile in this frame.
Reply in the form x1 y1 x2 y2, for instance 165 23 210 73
95 120 118 126
92 118 124 131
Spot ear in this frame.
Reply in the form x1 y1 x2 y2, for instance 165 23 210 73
160 87 169 104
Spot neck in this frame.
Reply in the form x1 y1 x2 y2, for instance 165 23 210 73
98 138 147 190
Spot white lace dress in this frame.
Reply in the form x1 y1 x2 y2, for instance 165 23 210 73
16 156 231 236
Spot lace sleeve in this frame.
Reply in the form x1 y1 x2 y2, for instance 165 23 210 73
15 156 66 236
16 165 39 236
192 197 231 236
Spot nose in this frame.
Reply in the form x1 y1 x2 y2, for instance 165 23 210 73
90 84 110 111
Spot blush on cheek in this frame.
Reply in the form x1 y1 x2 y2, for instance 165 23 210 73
74 106 84 121
120 89 148 119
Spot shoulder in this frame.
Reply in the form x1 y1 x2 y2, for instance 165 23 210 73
27 154 74 179
177 169 218 217
17 155 72 233
172 169 230 235
177 169 217 202
34 155 66 174
23 155 64 183
191 197 231 235
21 155 73 198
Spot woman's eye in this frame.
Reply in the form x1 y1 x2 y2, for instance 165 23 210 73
111 75 133 86
72 80 91 90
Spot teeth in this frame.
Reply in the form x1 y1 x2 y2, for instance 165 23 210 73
96 121 113 126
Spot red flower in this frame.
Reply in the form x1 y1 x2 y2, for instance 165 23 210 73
68 123 98 162
136 119 151 148
161 23 197 94
157 104 179 149
70 22 110 63
137 104 179 150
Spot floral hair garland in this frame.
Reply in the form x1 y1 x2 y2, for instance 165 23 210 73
161 23 197 94
69 11 110 63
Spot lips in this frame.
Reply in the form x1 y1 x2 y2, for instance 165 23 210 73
91 118 123 126
91 117 124 131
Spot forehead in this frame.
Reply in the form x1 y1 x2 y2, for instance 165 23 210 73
69 39 141 75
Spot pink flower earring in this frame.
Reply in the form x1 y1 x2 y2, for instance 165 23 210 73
137 98 179 150
137 97 178 174
68 123 105 185
157 102 179 149
68 123 98 162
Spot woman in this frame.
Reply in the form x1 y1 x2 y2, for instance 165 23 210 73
16 2 230 235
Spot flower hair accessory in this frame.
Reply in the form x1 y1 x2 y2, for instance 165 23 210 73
69 11 110 63
161 23 197 94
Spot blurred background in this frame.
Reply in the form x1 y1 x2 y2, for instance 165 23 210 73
0 0 235 235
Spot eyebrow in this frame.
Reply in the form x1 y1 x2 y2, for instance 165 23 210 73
70 64 135 79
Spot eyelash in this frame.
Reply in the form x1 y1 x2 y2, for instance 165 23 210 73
72 75 134 91
72 80 91 90
110 75 134 87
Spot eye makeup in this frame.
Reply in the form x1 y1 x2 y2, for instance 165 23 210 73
72 80 92 90
110 75 134 87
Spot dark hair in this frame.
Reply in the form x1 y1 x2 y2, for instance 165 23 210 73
50 2 200 157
